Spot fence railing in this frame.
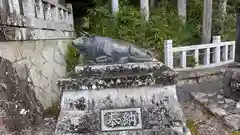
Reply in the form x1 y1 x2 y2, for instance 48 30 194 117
0 0 74 40
164 36 235 71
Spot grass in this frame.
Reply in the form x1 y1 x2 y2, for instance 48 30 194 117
65 42 80 73
231 131 240 135
43 100 60 119
186 118 200 135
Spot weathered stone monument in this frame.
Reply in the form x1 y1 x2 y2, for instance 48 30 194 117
55 37 190 134
55 62 191 134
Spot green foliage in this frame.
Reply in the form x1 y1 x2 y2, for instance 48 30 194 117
73 0 236 65
212 0 236 41
221 14 236 41
187 56 197 68
80 1 197 60
65 42 80 72
43 100 60 119
186 119 199 135
186 0 203 44
231 131 240 135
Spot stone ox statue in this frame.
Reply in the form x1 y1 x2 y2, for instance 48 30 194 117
72 36 158 63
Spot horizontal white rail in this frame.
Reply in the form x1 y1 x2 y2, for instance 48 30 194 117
164 36 236 71
172 41 235 52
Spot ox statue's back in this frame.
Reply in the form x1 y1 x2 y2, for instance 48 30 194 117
72 36 158 64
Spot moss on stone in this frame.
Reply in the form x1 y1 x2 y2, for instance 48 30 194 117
186 119 199 135
65 42 81 73
43 100 60 119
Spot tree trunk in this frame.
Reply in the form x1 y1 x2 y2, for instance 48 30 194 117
222 0 227 14
178 0 186 22
150 0 156 8
111 0 119 14
140 0 149 21
235 14 240 62
202 0 213 44
219 0 228 34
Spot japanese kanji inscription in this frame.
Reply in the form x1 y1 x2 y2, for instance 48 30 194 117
101 108 142 131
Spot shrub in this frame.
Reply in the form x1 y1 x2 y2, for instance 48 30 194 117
78 0 196 60
65 42 80 73
186 119 199 135
73 0 236 66
231 131 240 135
43 100 60 119
187 56 197 68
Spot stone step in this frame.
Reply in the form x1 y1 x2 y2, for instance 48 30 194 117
59 62 178 91
74 62 176 77
75 62 165 72
58 74 176 91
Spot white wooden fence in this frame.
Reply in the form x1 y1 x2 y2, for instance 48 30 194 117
164 36 236 71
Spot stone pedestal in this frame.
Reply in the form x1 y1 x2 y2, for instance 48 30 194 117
56 62 190 135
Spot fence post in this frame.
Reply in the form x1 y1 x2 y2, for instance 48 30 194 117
164 40 173 68
223 44 228 61
194 49 199 66
67 3 73 25
65 11 69 24
204 48 210 65
12 0 21 14
180 50 186 68
232 41 236 60
53 6 59 22
112 0 119 14
59 9 64 23
7 0 13 13
35 0 44 19
22 0 35 17
212 36 221 63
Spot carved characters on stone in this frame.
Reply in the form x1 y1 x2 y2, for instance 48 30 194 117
62 97 87 111
104 110 139 128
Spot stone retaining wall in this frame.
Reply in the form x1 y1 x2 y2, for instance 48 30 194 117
0 39 70 108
